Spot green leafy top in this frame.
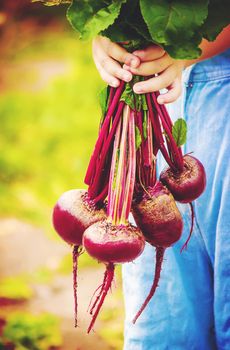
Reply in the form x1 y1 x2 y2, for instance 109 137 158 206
67 1 127 40
34 0 229 59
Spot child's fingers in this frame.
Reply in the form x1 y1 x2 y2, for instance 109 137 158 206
105 39 140 67
93 37 140 67
133 65 177 93
96 53 133 82
93 36 136 83
123 54 173 76
157 78 182 104
94 59 120 87
133 45 165 62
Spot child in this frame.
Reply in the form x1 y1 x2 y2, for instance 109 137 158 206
92 27 230 349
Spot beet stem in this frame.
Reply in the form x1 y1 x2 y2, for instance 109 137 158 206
122 109 136 221
87 263 115 334
180 202 195 252
147 94 176 171
132 247 165 324
146 113 156 187
107 117 122 219
159 102 183 159
107 86 115 110
92 183 109 203
135 101 156 191
88 102 124 200
85 82 125 188
113 106 129 224
108 105 132 224
151 93 183 171
156 93 173 129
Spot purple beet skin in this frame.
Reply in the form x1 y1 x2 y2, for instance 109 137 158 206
132 181 183 323
160 155 206 203
83 219 145 333
52 189 106 245
132 181 183 248
83 220 145 264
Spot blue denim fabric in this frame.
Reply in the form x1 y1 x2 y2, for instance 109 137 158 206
123 49 230 350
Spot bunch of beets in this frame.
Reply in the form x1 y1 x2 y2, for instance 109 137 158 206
52 79 206 333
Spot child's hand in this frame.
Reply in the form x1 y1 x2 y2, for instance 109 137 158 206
92 37 184 104
92 36 140 87
124 46 185 104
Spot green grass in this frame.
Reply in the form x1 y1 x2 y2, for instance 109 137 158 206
0 25 104 235
0 23 125 348
0 276 33 301
57 250 98 274
0 312 62 350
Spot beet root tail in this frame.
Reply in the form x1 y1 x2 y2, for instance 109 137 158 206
180 202 194 253
72 245 82 328
88 269 108 315
132 247 165 324
87 263 115 334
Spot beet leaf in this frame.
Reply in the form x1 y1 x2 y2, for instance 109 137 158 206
33 0 229 59
67 0 127 40
140 0 209 58
172 119 187 147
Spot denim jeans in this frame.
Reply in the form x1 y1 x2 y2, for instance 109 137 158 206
123 49 230 350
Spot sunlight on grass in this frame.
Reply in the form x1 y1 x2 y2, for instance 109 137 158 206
0 312 62 350
0 22 124 349
0 276 33 301
0 28 104 234
57 250 98 274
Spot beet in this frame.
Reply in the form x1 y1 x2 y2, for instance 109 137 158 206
83 220 145 332
48 40 207 332
52 189 106 246
52 189 106 327
133 181 183 248
132 181 183 323
160 155 206 203
83 220 145 264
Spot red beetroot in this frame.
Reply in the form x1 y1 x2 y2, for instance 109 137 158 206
52 189 106 246
132 181 183 323
83 221 145 264
160 155 206 203
133 181 183 248
83 220 145 333
52 189 106 327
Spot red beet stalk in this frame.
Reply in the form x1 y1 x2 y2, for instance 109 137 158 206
84 103 145 333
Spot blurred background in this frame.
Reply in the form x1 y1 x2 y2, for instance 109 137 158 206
0 1 124 349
